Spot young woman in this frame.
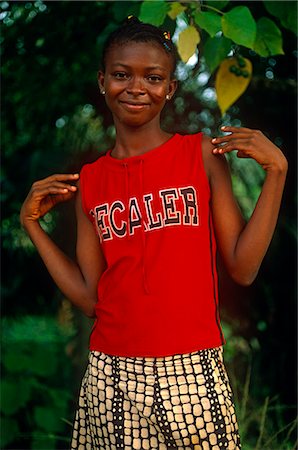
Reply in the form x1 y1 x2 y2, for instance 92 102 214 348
20 17 287 450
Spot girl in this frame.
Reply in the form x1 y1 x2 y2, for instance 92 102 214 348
20 17 287 450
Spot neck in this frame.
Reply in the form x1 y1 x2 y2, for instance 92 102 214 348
111 120 172 159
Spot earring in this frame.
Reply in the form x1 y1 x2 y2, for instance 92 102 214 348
166 94 171 101
101 89 106 95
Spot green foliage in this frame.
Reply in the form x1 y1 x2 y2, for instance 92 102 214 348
254 17 284 57
139 0 170 26
204 35 232 73
264 0 297 35
137 0 298 112
1 417 20 449
194 11 222 37
205 0 230 11
1 316 75 448
223 324 297 449
221 6 257 48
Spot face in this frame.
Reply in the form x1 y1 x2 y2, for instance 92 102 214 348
98 42 177 128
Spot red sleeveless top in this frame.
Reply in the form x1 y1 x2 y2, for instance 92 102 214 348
80 133 224 357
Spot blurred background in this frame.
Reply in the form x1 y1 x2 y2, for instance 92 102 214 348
1 1 297 449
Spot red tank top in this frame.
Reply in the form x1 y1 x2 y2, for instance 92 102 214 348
80 133 224 357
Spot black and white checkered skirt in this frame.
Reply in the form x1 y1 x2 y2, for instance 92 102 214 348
71 347 241 449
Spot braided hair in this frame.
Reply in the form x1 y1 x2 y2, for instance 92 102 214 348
101 16 177 77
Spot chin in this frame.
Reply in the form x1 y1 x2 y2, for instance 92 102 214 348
120 117 152 128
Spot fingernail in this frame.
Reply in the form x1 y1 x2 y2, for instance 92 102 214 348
211 138 217 143
221 126 226 130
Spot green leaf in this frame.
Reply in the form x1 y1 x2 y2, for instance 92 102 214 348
2 350 31 373
177 26 201 63
0 416 19 447
168 2 186 20
222 6 257 49
49 388 71 411
204 35 232 73
0 379 31 415
30 346 57 377
264 1 297 35
254 17 284 57
195 11 222 37
139 0 170 26
205 0 229 10
34 406 64 433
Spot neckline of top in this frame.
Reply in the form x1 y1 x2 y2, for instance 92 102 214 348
105 133 182 165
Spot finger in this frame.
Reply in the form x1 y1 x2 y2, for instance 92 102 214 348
47 173 79 182
212 133 251 146
212 139 253 154
34 173 79 186
32 184 77 198
32 181 78 193
220 126 258 134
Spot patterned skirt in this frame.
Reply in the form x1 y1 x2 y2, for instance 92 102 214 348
71 347 241 450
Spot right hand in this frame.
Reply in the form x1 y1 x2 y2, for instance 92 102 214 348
20 173 79 227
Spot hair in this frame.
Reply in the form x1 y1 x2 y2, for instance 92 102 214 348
101 16 177 77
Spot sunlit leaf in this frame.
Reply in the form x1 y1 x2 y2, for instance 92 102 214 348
222 6 257 49
204 35 232 73
177 26 201 63
254 17 284 57
264 1 298 35
168 2 186 20
195 11 222 37
215 57 252 116
139 0 169 26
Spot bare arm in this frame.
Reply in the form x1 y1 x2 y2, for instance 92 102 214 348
20 174 106 317
202 127 288 286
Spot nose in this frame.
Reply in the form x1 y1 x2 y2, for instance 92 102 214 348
126 76 146 96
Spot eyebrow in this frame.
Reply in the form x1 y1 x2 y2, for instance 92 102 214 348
110 63 167 72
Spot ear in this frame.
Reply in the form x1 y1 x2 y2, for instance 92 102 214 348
167 79 178 99
97 70 105 92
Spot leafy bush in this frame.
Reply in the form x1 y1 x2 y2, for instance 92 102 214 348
223 322 297 449
1 315 76 449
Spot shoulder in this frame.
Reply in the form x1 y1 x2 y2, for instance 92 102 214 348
201 133 230 184
80 152 107 177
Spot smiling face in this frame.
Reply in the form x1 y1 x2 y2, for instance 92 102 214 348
98 41 177 129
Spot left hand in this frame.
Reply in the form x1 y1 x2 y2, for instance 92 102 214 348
211 126 287 172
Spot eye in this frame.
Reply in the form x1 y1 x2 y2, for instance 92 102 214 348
113 72 129 80
147 75 163 83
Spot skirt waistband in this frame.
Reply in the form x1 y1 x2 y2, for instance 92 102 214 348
90 346 223 370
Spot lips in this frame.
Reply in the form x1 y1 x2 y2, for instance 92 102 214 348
120 101 150 112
